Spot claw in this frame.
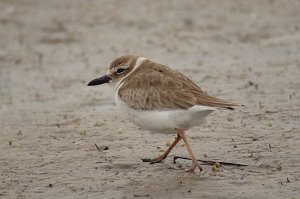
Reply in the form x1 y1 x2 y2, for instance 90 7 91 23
141 157 164 164
187 161 203 172
141 158 153 162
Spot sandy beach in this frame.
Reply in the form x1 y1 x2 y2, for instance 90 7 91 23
1 0 300 198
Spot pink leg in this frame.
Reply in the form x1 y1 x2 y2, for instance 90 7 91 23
143 134 182 163
175 128 202 172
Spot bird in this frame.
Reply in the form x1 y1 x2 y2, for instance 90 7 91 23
87 55 238 172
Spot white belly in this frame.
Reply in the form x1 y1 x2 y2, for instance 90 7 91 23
114 93 216 134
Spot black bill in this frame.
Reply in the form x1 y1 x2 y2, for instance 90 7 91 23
87 75 111 86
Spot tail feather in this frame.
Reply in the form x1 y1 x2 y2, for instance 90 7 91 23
195 94 240 110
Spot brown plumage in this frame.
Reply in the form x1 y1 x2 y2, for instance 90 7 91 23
118 59 238 111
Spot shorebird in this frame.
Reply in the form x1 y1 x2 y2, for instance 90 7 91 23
87 55 238 172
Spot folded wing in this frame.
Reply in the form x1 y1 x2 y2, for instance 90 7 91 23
118 63 238 111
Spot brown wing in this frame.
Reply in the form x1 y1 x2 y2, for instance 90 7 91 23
118 63 238 111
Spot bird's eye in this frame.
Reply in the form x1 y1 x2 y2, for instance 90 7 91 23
116 68 126 74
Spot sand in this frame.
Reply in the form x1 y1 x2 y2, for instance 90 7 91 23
1 0 300 198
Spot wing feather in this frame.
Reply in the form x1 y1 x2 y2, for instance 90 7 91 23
118 62 238 110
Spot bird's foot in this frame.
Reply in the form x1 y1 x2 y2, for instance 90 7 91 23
142 155 166 164
186 160 203 172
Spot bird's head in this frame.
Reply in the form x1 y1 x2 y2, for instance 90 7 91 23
87 55 141 87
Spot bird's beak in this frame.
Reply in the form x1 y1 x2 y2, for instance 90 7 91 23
87 75 111 86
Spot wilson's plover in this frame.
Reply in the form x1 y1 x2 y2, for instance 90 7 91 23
87 55 238 172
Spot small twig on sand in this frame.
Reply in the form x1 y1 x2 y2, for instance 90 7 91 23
133 194 150 197
251 109 300 117
95 143 101 152
265 109 299 114
173 156 248 167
